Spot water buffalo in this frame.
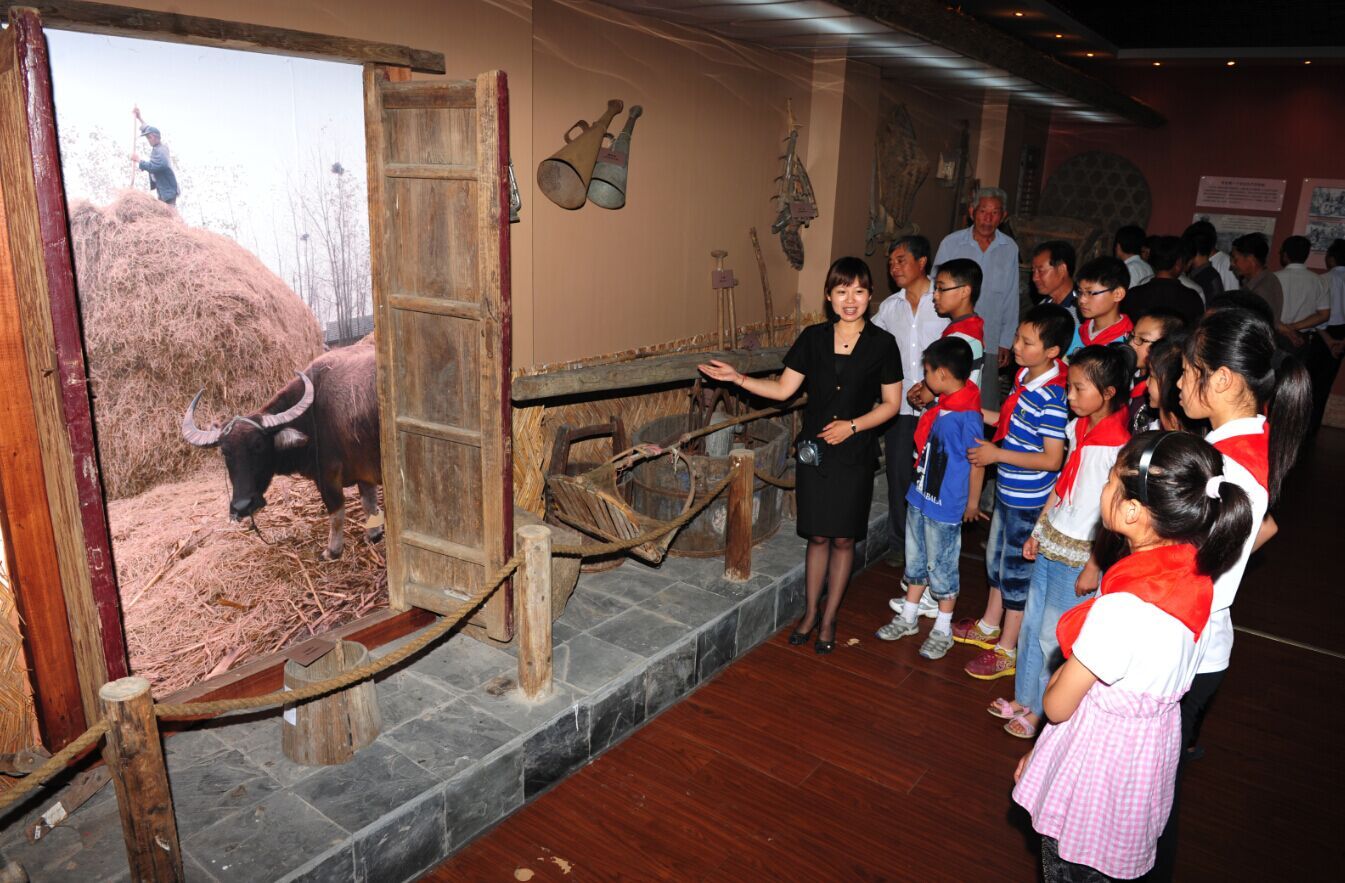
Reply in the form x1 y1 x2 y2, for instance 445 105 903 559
181 343 382 559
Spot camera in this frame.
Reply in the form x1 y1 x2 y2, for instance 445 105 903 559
797 439 823 467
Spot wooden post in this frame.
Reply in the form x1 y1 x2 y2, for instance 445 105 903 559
725 448 755 582
99 677 183 883
516 524 554 700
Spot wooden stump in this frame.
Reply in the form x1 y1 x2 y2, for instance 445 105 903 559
281 641 381 766
516 524 554 700
100 677 184 883
724 448 755 582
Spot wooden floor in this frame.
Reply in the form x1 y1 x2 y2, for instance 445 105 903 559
426 430 1345 882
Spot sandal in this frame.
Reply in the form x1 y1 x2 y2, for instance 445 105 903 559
987 697 1020 720
1004 712 1037 740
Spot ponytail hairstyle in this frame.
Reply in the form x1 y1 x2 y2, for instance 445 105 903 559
1067 344 1133 415
1182 307 1311 505
1108 431 1254 579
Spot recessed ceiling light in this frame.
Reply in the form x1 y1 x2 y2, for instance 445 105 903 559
1305 59 1313 65
1014 11 1025 17
1055 33 1064 39
1085 51 1095 58
1152 61 1162 67
1226 60 1236 66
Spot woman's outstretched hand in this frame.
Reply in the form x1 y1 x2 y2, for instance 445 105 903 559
698 359 742 386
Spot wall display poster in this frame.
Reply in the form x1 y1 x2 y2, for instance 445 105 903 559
1192 213 1278 256
1292 178 1345 269
1196 176 1286 212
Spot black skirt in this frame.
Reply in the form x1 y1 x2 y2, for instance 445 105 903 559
795 456 874 539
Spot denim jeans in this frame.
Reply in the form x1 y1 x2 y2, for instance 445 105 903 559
1015 554 1093 714
904 504 962 600
985 496 1041 611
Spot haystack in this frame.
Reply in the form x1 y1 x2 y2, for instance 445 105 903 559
110 463 386 696
69 190 325 499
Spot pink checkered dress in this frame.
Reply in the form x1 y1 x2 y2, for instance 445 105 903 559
1013 682 1183 879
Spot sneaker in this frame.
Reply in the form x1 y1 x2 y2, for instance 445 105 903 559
887 586 939 620
875 615 920 642
951 618 1001 649
964 647 1017 680
918 629 954 660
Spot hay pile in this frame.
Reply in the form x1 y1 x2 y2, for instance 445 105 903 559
70 190 325 499
110 463 387 696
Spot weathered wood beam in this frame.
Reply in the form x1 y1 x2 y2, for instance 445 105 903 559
830 0 1165 128
2 0 446 73
510 347 790 403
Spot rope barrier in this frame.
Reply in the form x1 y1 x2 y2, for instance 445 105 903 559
0 462 753 816
753 468 796 490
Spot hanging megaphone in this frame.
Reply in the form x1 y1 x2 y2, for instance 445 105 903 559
537 98 623 210
588 105 643 210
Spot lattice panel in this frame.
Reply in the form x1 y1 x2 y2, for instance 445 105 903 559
1039 151 1152 236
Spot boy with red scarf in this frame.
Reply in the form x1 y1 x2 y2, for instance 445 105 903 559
933 258 987 390
876 337 984 660
1067 256 1134 357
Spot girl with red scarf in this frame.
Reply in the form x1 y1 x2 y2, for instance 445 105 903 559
1013 432 1252 881
989 345 1132 740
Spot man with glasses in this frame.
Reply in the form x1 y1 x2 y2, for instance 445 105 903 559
1031 240 1079 327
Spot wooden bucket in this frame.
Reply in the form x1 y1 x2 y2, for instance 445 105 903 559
282 641 381 766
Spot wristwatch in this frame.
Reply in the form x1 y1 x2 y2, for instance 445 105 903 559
850 420 858 436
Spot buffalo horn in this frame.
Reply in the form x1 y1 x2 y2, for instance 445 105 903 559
181 390 223 447
260 372 315 429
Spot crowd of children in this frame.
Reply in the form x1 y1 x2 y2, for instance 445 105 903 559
869 251 1311 880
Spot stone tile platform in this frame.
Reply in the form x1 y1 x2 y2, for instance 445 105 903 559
1 481 892 882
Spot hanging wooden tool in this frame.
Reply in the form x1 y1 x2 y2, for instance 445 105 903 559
537 98 623 209
771 100 817 270
749 227 775 346
588 105 643 209
711 249 739 350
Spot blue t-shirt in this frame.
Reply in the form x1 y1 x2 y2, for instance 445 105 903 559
997 369 1069 509
906 409 984 524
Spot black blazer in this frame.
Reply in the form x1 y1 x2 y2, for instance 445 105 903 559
783 322 902 465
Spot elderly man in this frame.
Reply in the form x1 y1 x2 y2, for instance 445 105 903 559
933 187 1019 414
873 234 947 567
130 105 179 206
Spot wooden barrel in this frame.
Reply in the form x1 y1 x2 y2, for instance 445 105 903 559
629 415 790 558
282 641 381 766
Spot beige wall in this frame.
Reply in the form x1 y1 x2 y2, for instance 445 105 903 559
52 0 1043 368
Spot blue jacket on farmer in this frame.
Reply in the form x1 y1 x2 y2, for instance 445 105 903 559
136 123 179 205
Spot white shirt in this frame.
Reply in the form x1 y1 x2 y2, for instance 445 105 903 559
1124 254 1153 289
1178 273 1204 301
1211 250 1239 293
1328 266 1345 327
873 281 947 417
1045 418 1123 542
1195 415 1270 674
1073 593 1201 695
1274 263 1329 326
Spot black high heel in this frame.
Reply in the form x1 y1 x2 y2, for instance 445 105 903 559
788 618 818 645
815 623 837 654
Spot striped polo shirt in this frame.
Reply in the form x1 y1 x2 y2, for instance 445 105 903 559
997 364 1069 509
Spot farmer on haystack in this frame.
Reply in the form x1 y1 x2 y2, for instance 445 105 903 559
130 105 179 206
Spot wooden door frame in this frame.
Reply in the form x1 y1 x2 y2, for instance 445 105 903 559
0 5 511 742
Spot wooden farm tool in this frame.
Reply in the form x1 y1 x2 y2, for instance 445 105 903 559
749 227 776 346
711 249 739 350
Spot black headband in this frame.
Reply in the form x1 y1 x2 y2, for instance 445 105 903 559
1136 432 1175 505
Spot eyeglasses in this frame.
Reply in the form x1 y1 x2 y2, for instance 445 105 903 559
934 283 968 293
1132 336 1163 346
1079 286 1116 297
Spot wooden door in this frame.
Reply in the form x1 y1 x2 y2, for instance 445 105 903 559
0 7 129 744
364 68 514 640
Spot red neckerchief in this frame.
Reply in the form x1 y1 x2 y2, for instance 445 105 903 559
913 382 981 467
993 362 1067 442
1079 314 1134 347
1057 544 1213 660
942 314 984 344
1212 422 1270 492
1054 409 1131 504
1131 379 1148 401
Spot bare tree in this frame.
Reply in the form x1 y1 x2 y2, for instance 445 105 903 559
287 153 371 342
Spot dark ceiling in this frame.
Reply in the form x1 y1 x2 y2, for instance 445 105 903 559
955 1 1345 64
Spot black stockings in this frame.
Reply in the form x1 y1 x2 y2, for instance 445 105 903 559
798 536 855 641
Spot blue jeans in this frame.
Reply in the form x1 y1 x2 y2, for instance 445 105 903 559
1015 554 1094 714
985 496 1041 611
904 504 962 600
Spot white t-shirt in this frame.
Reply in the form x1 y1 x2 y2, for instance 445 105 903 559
1211 250 1239 293
873 282 947 417
1073 593 1202 695
1274 263 1329 326
1046 417 1123 541
1125 254 1154 289
1195 416 1270 674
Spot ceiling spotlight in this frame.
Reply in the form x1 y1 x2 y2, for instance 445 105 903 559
1304 59 1313 65
1014 11 1024 17
1055 33 1064 39
1152 61 1162 67
1085 51 1095 58
1226 60 1236 66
